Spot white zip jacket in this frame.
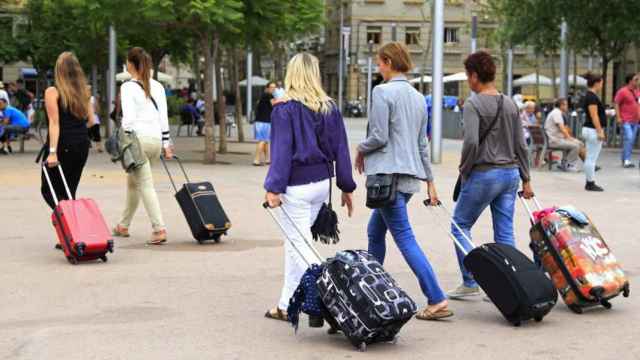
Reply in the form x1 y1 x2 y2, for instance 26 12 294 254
121 78 171 147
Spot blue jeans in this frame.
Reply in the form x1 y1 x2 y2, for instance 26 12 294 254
452 168 520 288
367 192 446 305
621 123 639 163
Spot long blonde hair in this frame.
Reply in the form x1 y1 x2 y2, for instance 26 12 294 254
284 53 334 114
55 52 90 119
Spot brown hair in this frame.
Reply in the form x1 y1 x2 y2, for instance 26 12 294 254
54 52 90 119
584 72 603 88
377 42 414 73
464 51 496 83
127 47 152 98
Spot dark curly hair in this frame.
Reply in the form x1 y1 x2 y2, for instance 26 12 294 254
464 51 496 83
583 72 603 88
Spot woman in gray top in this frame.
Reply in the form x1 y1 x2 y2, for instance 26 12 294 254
355 42 452 320
447 51 535 300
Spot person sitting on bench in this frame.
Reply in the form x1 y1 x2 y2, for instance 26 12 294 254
544 98 585 172
0 98 30 154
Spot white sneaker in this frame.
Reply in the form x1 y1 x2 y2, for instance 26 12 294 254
447 284 481 300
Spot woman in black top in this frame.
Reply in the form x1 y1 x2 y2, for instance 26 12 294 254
253 82 277 166
581 73 605 192
41 52 95 209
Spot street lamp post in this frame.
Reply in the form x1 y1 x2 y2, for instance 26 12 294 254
367 40 374 116
338 2 344 112
471 14 478 53
431 0 444 164
246 49 253 122
106 25 116 137
507 47 514 96
559 20 569 98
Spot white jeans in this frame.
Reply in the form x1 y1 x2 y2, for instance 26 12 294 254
582 127 602 182
277 179 329 310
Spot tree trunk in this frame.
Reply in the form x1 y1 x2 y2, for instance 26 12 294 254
214 34 227 154
550 53 558 100
232 47 245 142
202 33 217 164
535 53 541 101
635 45 640 73
602 56 609 104
573 51 578 102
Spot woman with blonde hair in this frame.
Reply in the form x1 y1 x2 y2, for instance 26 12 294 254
263 53 356 321
41 52 95 211
112 47 173 245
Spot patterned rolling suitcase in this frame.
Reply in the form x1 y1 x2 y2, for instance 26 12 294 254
519 194 630 313
426 200 557 326
43 164 114 265
263 203 415 352
161 156 231 243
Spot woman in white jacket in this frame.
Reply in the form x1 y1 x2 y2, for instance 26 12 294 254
112 47 174 245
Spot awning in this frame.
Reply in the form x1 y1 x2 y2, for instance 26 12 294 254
116 71 173 84
443 72 467 83
555 75 587 87
409 75 432 84
20 68 38 78
513 73 553 86
239 76 270 87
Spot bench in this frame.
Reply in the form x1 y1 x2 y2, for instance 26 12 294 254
528 126 564 170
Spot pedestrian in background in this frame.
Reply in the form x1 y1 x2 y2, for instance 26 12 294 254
88 86 103 153
253 82 276 166
112 47 174 245
448 50 533 300
0 82 9 105
40 52 95 211
544 98 585 171
354 42 452 320
582 73 606 192
264 53 355 322
613 73 640 168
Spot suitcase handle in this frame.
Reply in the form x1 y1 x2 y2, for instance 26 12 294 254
42 163 73 206
262 202 324 266
423 199 475 257
160 155 191 194
517 191 543 225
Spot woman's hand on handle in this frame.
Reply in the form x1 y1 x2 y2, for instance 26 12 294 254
341 192 353 217
521 181 534 199
265 192 282 208
46 153 59 168
426 181 439 206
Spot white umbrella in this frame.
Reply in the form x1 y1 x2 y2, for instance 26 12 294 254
239 76 270 87
409 75 432 84
443 72 468 83
554 75 587 87
116 71 173 84
513 73 553 86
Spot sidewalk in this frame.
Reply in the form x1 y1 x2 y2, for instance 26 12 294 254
0 120 638 359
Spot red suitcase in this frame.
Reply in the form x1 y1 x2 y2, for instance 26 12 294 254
43 164 114 265
519 193 630 313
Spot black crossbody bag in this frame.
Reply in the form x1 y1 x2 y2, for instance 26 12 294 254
453 95 504 201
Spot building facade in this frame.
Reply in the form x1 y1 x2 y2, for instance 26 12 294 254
322 0 616 105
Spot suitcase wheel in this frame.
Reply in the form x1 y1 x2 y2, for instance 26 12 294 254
534 316 543 322
358 343 367 352
67 256 78 265
568 304 583 314
512 321 521 327
213 234 222 243
623 283 630 298
601 300 612 310
107 240 114 253
100 255 108 263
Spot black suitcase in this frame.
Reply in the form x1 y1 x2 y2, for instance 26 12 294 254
426 200 557 326
161 156 231 243
317 250 417 351
263 203 415 352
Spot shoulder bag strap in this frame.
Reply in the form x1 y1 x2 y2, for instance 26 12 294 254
130 80 158 111
468 94 504 147
313 112 333 207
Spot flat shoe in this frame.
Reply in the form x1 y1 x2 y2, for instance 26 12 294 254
416 308 454 321
264 308 288 322
146 238 167 246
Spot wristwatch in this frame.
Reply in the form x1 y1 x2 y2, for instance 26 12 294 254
49 147 56 154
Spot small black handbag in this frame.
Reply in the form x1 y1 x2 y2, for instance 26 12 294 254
365 174 398 209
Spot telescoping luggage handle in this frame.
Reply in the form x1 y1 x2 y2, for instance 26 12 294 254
42 163 73 206
423 199 476 257
262 202 324 267
159 155 191 194
517 192 543 225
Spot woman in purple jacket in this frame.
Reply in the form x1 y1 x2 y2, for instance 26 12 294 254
263 53 356 321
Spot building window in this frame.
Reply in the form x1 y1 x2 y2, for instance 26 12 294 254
444 27 459 43
405 27 421 46
367 26 382 45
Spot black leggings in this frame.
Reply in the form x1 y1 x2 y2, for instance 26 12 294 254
41 142 89 209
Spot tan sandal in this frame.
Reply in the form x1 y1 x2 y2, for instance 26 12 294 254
416 307 454 321
146 230 167 245
112 225 130 238
264 308 288 322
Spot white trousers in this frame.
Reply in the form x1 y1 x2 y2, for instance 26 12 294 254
277 179 329 310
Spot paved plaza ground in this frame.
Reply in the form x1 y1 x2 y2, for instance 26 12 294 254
0 118 638 359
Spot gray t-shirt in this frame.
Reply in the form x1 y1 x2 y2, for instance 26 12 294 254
460 94 530 182
544 108 565 142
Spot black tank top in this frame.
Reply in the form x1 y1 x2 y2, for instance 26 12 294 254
46 88 89 146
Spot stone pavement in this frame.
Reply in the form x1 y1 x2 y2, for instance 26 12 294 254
0 118 638 360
